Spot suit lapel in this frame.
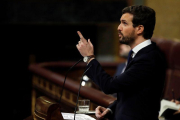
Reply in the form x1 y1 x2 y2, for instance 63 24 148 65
124 42 157 71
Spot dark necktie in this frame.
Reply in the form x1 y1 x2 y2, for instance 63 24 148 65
127 50 133 65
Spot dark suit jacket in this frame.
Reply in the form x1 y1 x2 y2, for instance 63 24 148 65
86 42 166 120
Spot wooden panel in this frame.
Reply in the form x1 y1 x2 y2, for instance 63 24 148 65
29 62 117 115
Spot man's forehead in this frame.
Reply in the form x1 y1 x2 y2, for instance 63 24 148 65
120 13 133 22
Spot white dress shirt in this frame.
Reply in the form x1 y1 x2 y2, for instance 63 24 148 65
121 39 152 74
132 39 152 58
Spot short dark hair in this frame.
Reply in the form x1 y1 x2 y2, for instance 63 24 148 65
122 5 156 39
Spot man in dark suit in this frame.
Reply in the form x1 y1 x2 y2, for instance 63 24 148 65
76 5 166 120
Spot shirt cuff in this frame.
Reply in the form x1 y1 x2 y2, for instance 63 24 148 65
87 58 95 65
107 108 113 114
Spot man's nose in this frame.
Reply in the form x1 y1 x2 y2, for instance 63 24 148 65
117 24 122 31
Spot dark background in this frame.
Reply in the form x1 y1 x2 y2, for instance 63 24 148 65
1 0 127 119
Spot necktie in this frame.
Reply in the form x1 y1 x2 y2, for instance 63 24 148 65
127 50 133 65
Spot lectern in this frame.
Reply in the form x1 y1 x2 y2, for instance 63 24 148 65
34 96 64 120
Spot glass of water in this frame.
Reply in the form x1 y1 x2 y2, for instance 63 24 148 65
78 99 90 113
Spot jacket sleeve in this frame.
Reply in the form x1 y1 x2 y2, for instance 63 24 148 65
85 57 159 94
108 100 117 112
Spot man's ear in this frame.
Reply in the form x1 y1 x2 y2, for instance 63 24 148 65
136 25 144 35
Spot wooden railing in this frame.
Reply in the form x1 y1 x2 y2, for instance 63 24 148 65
28 61 122 115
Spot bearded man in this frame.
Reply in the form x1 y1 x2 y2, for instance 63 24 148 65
76 5 166 120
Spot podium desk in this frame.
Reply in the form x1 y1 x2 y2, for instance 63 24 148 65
24 114 97 120
25 115 166 120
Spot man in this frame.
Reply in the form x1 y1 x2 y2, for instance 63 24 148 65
76 5 166 120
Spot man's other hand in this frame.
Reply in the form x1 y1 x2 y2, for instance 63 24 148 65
95 106 110 119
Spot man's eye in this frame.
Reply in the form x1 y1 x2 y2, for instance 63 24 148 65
123 22 127 25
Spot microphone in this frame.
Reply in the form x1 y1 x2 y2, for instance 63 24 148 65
59 58 82 104
74 65 92 120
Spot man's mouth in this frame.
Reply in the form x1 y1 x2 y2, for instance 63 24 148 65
118 33 123 38
118 32 123 36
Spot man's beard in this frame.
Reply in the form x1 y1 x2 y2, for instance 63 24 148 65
119 31 135 45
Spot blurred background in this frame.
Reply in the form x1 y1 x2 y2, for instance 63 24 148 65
1 0 180 119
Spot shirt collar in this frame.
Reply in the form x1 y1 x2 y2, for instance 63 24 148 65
132 39 151 58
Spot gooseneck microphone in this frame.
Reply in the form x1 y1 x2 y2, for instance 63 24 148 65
59 58 82 104
74 65 92 120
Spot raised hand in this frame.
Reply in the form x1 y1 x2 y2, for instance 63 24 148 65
76 31 94 57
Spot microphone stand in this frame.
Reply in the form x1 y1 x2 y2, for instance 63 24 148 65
74 65 92 120
59 58 82 104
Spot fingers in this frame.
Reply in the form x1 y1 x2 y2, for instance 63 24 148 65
77 31 89 45
76 31 94 57
101 109 109 116
76 40 85 49
77 39 91 49
77 31 86 43
171 99 180 105
88 39 93 48
174 110 180 115
77 31 84 39
175 100 180 105
95 106 102 118
95 106 108 119
76 44 79 49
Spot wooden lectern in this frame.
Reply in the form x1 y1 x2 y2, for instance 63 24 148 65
34 96 64 120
